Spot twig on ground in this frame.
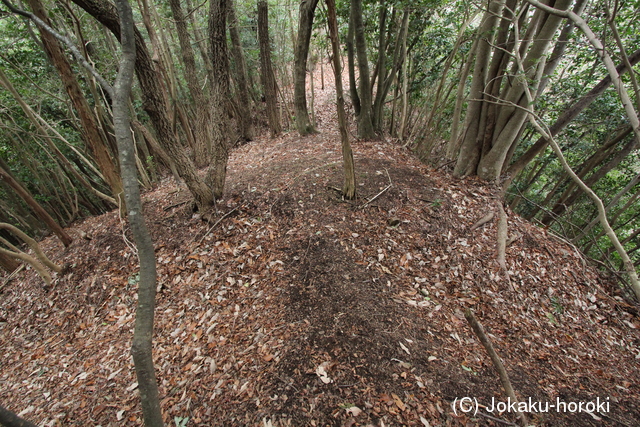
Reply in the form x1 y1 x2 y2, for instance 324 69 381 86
360 169 392 209
163 200 189 211
464 308 528 427
0 264 25 292
195 205 241 245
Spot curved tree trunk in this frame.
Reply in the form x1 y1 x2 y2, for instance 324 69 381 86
113 0 164 425
0 164 73 248
293 0 319 136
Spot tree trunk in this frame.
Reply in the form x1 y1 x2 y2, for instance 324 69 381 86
0 251 20 273
505 47 640 183
0 404 39 427
112 0 164 425
70 0 215 210
351 0 374 139
0 164 73 248
26 0 123 203
325 0 355 199
228 0 254 141
293 0 319 136
168 0 212 166
206 0 232 199
346 10 361 116
257 0 281 136
454 0 505 176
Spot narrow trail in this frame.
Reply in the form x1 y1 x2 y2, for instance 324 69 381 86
1 62 639 427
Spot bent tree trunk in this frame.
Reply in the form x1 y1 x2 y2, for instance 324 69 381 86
293 0 319 136
70 0 215 210
112 0 163 425
0 165 73 247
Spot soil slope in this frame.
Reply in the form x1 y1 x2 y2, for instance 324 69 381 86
1 73 640 427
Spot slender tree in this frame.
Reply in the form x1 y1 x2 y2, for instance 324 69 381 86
325 0 355 199
350 0 374 139
168 0 212 166
293 0 319 136
113 0 164 424
257 0 281 136
228 0 254 141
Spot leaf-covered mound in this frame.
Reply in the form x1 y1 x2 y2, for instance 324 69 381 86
1 130 639 427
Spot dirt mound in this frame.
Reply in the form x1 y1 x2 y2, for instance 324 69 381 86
2 133 639 427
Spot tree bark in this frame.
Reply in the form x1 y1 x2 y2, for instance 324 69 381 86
26 0 123 204
0 164 73 247
228 0 254 141
70 0 215 210
293 0 319 136
168 0 212 166
454 0 505 176
113 0 163 425
0 251 20 273
326 0 355 199
0 404 38 427
351 0 374 139
206 0 232 199
258 0 281 136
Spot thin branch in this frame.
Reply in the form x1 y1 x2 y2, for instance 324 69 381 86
464 309 528 427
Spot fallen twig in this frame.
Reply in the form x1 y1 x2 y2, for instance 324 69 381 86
359 169 392 209
195 205 241 245
163 200 189 211
464 308 528 427
0 264 24 292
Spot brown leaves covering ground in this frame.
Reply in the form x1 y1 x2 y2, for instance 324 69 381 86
1 68 640 427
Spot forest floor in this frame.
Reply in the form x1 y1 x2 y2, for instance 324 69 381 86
1 66 640 427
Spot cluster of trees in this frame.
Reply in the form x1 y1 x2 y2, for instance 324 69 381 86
1 0 639 422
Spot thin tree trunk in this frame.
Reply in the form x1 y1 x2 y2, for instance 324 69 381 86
258 0 281 136
325 0 355 199
228 0 254 141
0 164 73 247
206 0 232 198
351 0 374 139
293 0 319 136
168 0 212 166
113 0 163 425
